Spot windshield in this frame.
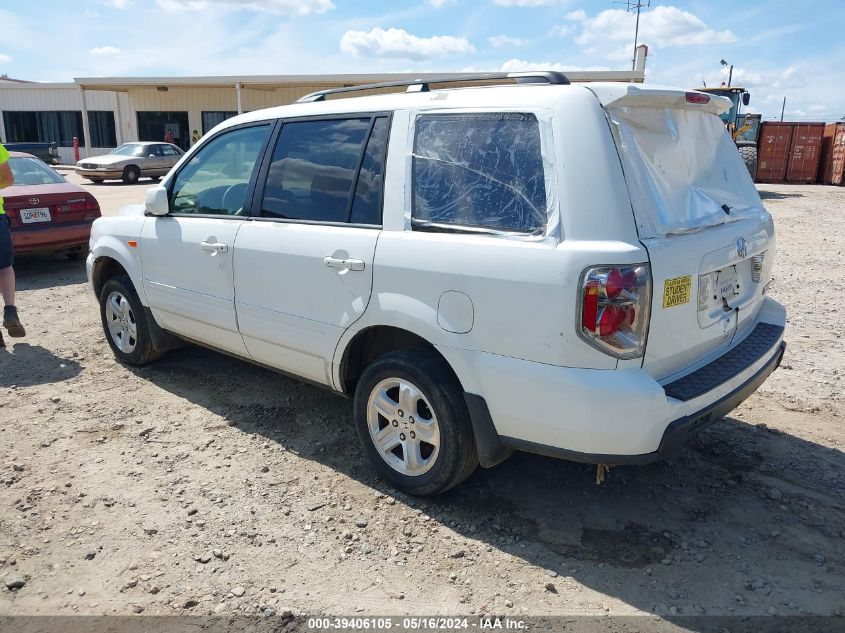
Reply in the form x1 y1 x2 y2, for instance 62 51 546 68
7 157 66 186
110 144 145 157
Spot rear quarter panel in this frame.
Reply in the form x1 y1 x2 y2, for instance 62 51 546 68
335 90 649 389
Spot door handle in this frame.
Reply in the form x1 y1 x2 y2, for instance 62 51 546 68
324 256 365 271
201 241 228 254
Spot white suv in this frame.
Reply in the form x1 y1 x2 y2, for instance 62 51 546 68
87 73 786 496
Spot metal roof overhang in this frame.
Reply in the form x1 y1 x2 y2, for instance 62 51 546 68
74 70 644 92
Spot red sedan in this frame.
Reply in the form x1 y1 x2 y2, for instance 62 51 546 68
1 152 101 257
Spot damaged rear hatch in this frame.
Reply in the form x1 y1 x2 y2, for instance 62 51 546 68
588 84 776 381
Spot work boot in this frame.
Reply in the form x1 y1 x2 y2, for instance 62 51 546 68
3 306 25 338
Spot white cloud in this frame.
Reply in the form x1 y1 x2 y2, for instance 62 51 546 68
500 58 611 72
0 53 11 63
155 0 334 14
492 0 564 5
103 0 130 7
550 24 574 37
488 35 525 47
576 6 736 56
340 27 475 60
428 0 453 6
90 46 122 56
719 66 764 87
565 9 586 20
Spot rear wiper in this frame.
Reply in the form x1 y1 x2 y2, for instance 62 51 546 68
721 203 732 215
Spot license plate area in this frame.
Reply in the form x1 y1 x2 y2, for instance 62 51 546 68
698 261 756 328
20 207 52 223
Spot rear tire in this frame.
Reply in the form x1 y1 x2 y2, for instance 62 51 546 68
122 166 140 184
739 146 758 179
353 349 478 496
90 177 104 184
99 275 163 366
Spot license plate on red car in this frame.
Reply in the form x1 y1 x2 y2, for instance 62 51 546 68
20 207 51 223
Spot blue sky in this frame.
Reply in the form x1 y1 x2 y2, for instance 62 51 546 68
1 0 843 120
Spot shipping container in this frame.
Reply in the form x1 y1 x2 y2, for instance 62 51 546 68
756 122 793 183
819 121 845 186
786 122 825 183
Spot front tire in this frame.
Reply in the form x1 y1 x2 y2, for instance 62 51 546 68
739 145 758 179
122 166 140 184
99 275 162 366
354 350 478 496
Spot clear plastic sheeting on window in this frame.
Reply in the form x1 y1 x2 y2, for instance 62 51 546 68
608 106 765 238
411 112 551 236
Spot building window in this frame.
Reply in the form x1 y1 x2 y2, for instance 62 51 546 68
202 111 238 135
88 111 117 148
2 110 85 147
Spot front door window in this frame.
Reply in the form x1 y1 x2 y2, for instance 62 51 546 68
170 125 271 216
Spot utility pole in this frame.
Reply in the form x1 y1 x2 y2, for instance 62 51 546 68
615 0 650 71
780 97 786 122
720 59 733 87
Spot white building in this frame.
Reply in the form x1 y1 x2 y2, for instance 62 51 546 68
0 50 647 164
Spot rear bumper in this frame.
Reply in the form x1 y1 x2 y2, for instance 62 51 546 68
11 223 93 253
454 297 786 466
498 339 784 466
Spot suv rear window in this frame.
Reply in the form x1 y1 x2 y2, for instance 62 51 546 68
412 112 547 234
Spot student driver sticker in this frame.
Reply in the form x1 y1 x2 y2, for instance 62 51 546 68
663 275 692 308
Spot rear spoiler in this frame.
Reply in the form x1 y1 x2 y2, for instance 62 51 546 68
585 83 732 115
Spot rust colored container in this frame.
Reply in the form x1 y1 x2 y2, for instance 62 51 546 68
819 122 845 185
786 122 825 183
756 122 793 183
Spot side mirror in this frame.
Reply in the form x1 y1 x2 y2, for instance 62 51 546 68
742 92 750 106
145 185 169 216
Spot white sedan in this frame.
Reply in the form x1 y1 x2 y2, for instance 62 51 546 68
76 142 184 184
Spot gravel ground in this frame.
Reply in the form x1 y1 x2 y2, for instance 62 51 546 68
0 182 843 623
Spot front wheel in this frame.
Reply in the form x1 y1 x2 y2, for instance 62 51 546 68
354 350 478 496
99 275 163 366
122 166 140 184
739 145 758 179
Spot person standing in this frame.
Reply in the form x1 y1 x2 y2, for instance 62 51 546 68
191 130 200 145
164 128 175 144
0 142 26 347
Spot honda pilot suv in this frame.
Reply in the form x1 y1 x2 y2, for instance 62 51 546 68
86 73 786 496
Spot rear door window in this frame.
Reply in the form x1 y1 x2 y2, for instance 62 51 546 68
411 112 547 234
349 116 389 225
260 118 372 223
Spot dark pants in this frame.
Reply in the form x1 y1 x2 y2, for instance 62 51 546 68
0 214 12 270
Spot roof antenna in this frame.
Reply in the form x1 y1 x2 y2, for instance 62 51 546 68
614 0 650 71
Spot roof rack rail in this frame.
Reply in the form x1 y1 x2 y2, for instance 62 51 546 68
296 71 570 103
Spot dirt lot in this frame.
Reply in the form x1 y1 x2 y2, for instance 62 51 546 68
0 176 843 623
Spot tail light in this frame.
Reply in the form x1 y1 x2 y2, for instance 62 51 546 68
685 92 710 104
83 197 101 221
578 264 651 359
